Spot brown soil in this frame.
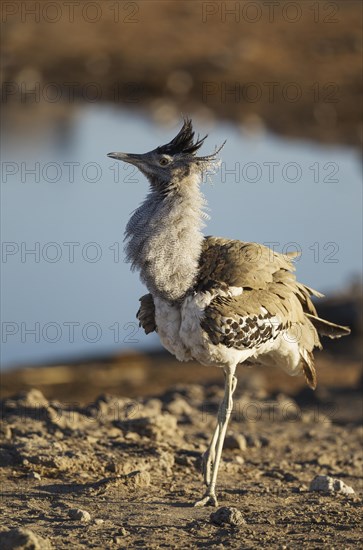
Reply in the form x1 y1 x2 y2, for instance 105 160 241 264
1 356 362 548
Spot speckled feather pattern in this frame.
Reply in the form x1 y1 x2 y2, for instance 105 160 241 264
203 309 283 350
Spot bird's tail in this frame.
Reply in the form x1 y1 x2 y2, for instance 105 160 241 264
299 349 317 390
305 313 351 339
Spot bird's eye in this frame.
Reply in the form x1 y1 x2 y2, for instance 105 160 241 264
159 157 169 166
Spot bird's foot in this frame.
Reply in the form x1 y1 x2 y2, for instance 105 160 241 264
193 491 218 508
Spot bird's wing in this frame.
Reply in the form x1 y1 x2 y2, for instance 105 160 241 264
198 236 321 317
198 236 350 336
197 237 323 388
137 293 157 334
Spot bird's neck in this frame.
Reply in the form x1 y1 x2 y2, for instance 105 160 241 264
125 173 207 302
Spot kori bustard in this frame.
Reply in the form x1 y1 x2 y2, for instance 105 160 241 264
108 118 350 507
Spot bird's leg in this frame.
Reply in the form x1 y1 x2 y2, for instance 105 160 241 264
201 371 236 486
194 366 237 507
201 401 222 486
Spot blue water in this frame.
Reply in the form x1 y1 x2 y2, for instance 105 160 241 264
1 106 362 369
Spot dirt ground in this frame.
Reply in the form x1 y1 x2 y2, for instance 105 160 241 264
1 355 362 549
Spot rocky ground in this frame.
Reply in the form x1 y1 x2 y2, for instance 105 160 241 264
1 358 362 549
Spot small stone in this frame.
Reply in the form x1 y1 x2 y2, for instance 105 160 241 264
107 427 122 439
124 470 151 489
27 471 41 480
317 454 336 467
291 485 306 493
283 472 297 482
166 396 193 417
0 527 52 549
309 475 355 495
259 436 270 447
114 527 129 542
224 433 247 451
245 434 261 448
0 424 12 440
68 508 91 522
106 460 120 473
18 389 49 408
157 449 175 475
124 432 140 442
85 435 99 444
124 413 180 441
210 506 246 527
94 519 104 526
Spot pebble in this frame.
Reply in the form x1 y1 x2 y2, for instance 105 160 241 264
259 436 270 447
165 396 193 417
124 470 151 489
135 398 162 418
0 424 12 440
68 508 92 522
317 454 336 467
210 506 246 527
157 449 175 475
291 485 306 493
27 471 41 480
114 527 129 542
245 434 261 448
0 527 52 549
309 475 355 495
125 413 179 441
224 433 247 451
19 389 49 408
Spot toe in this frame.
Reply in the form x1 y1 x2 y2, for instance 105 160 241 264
193 494 218 507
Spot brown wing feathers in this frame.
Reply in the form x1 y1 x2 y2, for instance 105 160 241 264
137 294 157 334
197 237 296 291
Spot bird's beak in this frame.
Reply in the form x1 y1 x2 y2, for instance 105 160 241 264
107 152 143 165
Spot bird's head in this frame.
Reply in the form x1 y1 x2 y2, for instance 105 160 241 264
107 118 225 192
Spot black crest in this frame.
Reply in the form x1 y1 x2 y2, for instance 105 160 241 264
156 118 207 156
